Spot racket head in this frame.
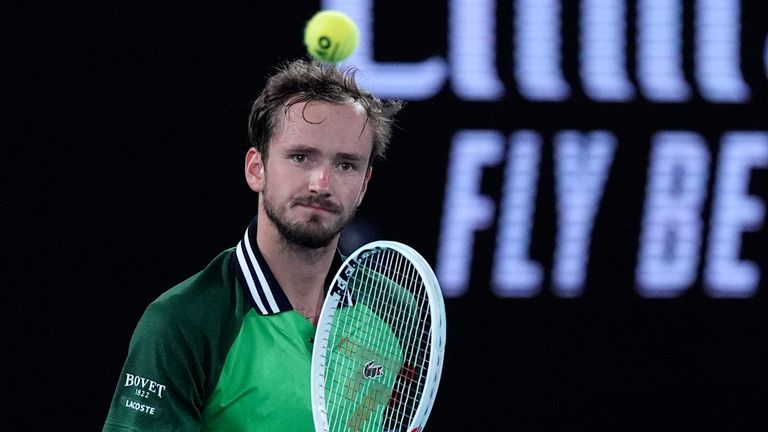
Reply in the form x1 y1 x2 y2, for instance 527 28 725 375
311 241 446 432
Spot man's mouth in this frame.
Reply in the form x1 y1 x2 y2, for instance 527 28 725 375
293 197 340 213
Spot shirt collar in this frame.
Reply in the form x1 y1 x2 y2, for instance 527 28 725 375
233 217 344 316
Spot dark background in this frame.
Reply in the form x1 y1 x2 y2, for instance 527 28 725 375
7 1 767 430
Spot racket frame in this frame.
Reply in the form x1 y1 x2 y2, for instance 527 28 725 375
311 240 446 432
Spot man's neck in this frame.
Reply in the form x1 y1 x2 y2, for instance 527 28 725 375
255 217 337 325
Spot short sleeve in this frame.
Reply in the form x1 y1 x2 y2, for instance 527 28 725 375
103 300 206 432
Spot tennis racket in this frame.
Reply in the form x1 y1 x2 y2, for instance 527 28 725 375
311 241 447 432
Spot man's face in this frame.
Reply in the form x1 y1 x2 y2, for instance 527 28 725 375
248 100 373 249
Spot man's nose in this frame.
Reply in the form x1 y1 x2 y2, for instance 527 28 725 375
309 164 331 194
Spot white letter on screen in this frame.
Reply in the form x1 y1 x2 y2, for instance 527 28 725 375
636 0 691 101
492 131 543 297
636 132 710 297
514 0 570 101
580 0 635 101
325 0 447 100
704 132 768 297
694 0 750 102
450 0 505 101
552 131 617 297
437 130 505 297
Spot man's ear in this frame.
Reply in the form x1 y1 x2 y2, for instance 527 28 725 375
356 167 373 207
245 147 265 193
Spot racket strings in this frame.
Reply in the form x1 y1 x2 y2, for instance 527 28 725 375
358 250 408 430
325 251 393 430
379 251 415 430
371 250 433 431
321 248 435 432
329 256 379 428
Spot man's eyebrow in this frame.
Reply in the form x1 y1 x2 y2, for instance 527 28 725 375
283 145 319 155
337 152 365 162
282 146 365 163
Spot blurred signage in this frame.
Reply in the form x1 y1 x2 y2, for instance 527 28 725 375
325 0 768 298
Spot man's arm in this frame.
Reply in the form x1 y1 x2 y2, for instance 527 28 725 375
103 301 206 431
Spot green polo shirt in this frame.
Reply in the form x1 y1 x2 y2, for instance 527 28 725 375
103 219 342 431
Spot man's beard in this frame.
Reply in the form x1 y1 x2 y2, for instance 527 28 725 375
263 192 355 249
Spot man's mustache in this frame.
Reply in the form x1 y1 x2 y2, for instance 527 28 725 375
292 196 341 213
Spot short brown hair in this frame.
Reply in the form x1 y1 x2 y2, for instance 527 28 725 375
247 58 403 164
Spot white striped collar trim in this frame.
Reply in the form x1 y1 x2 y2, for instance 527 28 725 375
233 219 346 316
234 225 292 315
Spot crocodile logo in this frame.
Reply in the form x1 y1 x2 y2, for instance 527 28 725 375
362 360 383 379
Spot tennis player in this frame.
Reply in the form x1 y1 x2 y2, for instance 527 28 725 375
103 58 403 431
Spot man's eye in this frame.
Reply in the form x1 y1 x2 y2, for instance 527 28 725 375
292 154 307 163
339 162 356 171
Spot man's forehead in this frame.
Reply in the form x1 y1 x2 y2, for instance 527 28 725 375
277 100 370 139
273 99 373 156
282 99 366 122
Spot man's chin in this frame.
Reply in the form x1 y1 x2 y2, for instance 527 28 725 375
279 223 339 249
284 233 336 249
265 204 347 249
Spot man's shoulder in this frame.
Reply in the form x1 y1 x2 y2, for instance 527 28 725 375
156 248 236 299
140 248 244 332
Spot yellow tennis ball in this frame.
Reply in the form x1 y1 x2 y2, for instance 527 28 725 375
304 10 359 64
